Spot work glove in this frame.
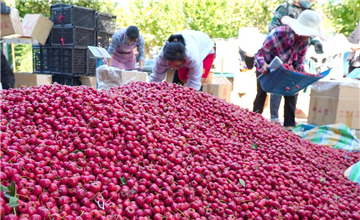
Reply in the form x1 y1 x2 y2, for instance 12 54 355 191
137 68 143 72
314 42 324 54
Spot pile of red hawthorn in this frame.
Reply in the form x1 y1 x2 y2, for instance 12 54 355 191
282 64 322 77
1 82 359 220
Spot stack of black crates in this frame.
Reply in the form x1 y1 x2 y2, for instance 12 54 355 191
32 4 116 86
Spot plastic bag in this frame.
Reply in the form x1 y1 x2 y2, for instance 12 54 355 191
96 65 136 90
293 123 360 151
344 160 360 185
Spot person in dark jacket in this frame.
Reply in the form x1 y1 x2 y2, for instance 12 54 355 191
1 50 15 89
1 2 15 89
346 19 360 75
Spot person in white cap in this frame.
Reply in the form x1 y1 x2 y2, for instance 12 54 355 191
268 0 322 125
252 10 322 131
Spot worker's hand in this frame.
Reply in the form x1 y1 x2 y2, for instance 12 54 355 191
314 42 324 54
261 63 269 74
351 47 360 52
200 77 206 86
137 68 143 72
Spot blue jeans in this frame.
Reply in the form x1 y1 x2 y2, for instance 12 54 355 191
270 94 282 121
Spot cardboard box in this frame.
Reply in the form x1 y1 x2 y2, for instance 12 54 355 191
1 8 23 37
14 73 52 88
355 129 360 140
203 71 214 84
308 80 360 129
203 76 232 102
80 76 97 89
22 14 53 45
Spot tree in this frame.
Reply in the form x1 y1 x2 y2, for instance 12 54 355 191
116 0 186 56
12 0 116 17
116 0 284 53
321 0 360 36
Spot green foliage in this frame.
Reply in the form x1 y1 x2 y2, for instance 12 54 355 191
239 178 246 187
1 182 19 209
321 0 360 36
117 0 186 55
14 44 32 73
12 0 116 17
3 0 359 71
116 0 283 54
120 177 126 185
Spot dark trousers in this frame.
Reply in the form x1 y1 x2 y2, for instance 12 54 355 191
239 48 255 69
172 70 203 91
253 71 267 114
1 51 15 89
252 71 298 127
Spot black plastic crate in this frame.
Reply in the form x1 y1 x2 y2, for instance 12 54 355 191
96 12 116 33
96 31 113 50
50 47 62 73
87 49 97 76
32 46 52 74
51 26 95 47
51 47 87 76
50 4 96 29
45 31 51 45
52 74 82 86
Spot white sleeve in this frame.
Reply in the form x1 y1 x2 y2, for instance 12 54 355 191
185 53 202 90
149 53 169 83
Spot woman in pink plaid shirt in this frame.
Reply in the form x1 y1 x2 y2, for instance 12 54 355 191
253 10 323 131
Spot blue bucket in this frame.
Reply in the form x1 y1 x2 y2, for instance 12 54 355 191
258 66 331 96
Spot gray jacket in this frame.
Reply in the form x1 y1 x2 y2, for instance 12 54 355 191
347 20 360 64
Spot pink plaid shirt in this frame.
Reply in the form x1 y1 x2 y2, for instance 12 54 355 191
255 26 309 74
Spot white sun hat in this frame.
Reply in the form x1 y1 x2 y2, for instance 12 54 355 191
281 10 322 37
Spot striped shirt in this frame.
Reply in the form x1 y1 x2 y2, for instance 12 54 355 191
107 28 145 61
255 26 309 74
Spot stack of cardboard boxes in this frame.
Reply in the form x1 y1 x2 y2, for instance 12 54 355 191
1 7 54 88
0 8 23 37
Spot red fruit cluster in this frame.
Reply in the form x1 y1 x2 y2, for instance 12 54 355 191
1 82 359 220
282 64 322 77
